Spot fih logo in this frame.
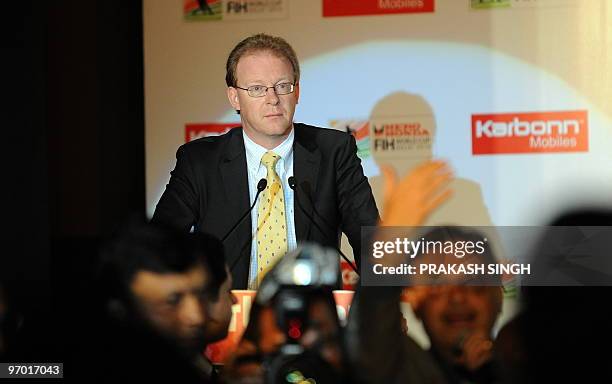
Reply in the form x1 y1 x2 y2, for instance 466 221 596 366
471 110 588 155
226 0 284 14
372 122 431 152
226 1 248 13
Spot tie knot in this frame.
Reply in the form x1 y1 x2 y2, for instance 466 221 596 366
261 151 280 169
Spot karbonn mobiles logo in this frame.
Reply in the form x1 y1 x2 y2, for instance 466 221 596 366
323 0 434 17
472 110 588 155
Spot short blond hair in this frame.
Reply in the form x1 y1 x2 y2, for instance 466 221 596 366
225 33 300 87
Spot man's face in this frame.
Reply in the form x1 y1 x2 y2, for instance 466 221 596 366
417 285 501 360
227 50 299 148
130 264 209 352
203 268 237 344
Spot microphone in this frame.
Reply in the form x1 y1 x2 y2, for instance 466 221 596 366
222 178 267 242
452 329 470 358
228 179 268 274
288 176 297 190
288 176 359 275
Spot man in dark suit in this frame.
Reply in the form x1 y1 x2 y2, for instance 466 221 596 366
152 34 379 289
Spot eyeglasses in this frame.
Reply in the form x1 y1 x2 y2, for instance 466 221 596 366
234 82 295 98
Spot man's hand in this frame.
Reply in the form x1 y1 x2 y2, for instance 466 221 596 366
459 330 494 372
380 160 453 227
372 160 453 270
222 339 264 384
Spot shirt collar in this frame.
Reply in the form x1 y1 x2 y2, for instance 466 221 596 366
243 127 294 174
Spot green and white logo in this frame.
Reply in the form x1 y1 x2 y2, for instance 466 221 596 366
470 0 511 9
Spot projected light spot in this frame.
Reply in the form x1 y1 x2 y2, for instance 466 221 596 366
219 41 612 225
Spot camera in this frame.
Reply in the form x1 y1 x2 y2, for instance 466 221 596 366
255 244 348 384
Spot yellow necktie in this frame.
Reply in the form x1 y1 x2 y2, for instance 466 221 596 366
256 151 288 286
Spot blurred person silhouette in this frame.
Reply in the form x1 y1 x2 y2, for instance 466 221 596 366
350 158 612 383
348 161 508 383
411 227 503 384
520 208 612 383
346 161 453 384
202 262 239 381
492 312 527 384
88 222 226 383
337 92 498 278
203 266 238 344
367 92 493 228
222 244 350 384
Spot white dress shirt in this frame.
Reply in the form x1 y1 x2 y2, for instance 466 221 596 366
243 128 297 289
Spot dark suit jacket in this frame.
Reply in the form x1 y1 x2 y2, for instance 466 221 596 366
152 123 379 288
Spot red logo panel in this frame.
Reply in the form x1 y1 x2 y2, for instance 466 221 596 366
472 110 588 155
323 0 434 17
185 123 238 143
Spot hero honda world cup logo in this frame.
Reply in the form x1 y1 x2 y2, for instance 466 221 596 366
471 110 588 155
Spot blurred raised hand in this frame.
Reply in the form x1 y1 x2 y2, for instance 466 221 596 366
380 160 453 227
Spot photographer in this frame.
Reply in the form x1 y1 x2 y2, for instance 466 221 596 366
222 245 351 384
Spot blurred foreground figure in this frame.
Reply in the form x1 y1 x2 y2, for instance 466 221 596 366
348 226 504 384
412 227 503 384
346 161 454 384
352 159 612 383
203 265 237 345
223 244 351 384
520 209 612 383
202 263 239 381
90 222 226 383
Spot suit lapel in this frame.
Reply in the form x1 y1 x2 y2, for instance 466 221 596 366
293 124 321 243
219 128 251 282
